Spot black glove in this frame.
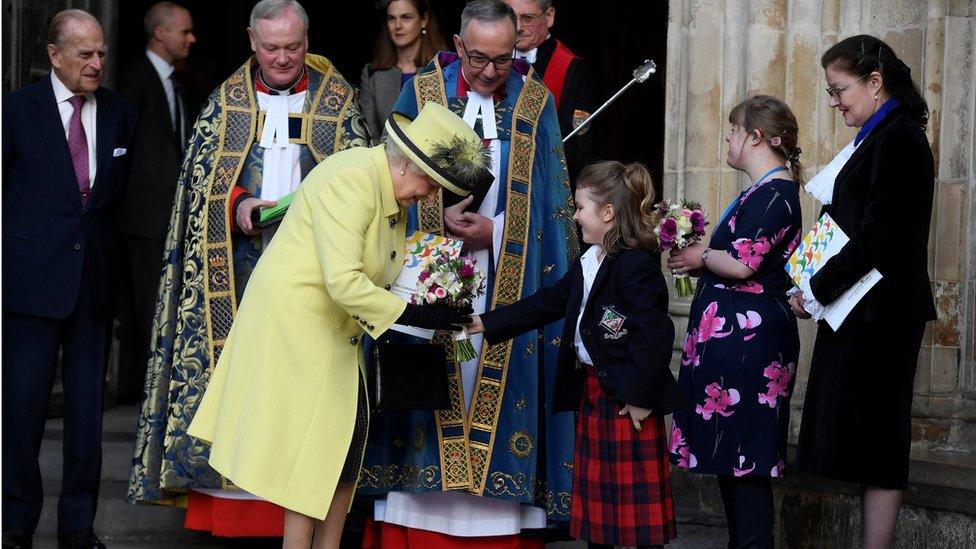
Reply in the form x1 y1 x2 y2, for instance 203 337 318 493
397 303 474 332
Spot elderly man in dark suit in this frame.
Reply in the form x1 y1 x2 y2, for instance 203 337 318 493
2 9 137 549
115 1 196 405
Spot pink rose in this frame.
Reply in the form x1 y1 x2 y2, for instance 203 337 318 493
434 287 447 299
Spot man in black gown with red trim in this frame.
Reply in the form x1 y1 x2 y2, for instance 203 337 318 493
506 0 598 186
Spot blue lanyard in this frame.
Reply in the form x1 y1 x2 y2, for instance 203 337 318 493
718 166 788 224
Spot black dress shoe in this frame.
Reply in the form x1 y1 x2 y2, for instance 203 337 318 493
2 529 32 549
57 530 105 549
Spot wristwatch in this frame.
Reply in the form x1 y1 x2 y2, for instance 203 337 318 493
701 248 712 265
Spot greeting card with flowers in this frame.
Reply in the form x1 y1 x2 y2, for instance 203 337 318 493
785 213 882 330
388 231 464 339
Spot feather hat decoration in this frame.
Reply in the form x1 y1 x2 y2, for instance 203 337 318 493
385 103 493 196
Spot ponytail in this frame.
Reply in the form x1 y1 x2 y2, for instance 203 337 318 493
577 161 659 255
729 95 805 186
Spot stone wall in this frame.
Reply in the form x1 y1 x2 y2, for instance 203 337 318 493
663 0 976 455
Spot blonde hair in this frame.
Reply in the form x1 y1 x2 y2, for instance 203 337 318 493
729 95 805 185
576 161 659 255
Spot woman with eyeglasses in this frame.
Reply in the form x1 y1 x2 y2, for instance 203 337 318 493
790 34 936 549
360 0 446 144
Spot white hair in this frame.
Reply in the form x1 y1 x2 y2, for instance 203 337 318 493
249 0 308 33
385 139 427 176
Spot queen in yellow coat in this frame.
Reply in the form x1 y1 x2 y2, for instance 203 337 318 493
188 103 492 548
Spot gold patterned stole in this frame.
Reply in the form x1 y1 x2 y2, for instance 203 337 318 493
412 63 552 493
201 54 352 369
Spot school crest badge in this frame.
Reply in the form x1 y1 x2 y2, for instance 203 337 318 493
599 306 628 339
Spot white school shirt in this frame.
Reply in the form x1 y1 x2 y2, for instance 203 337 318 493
575 245 604 365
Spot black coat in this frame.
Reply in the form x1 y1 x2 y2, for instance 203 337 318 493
115 55 188 238
482 247 682 414
2 75 138 319
810 106 937 323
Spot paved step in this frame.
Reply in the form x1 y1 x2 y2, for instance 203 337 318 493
36 406 729 546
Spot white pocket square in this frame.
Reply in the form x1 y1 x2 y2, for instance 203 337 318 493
113 147 127 157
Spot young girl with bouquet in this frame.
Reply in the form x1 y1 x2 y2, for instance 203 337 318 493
468 161 681 549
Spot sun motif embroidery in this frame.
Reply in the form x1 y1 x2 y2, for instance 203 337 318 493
508 431 534 459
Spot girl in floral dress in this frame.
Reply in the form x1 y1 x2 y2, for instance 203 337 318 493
666 96 805 548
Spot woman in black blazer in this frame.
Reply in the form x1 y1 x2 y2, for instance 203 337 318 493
359 0 445 143
470 162 681 548
791 35 936 549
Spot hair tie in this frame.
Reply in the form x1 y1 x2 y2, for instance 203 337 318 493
769 136 782 147
788 147 802 163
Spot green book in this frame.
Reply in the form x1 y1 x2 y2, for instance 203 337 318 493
254 191 296 228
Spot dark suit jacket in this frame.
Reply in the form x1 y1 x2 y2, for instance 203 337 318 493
810 106 937 323
482 248 682 414
359 65 402 145
116 55 188 237
534 37 598 182
2 75 138 319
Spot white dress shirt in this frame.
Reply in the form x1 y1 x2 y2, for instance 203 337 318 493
575 245 604 365
51 71 97 186
146 48 178 128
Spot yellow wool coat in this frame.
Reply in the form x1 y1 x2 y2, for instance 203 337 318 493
187 145 408 519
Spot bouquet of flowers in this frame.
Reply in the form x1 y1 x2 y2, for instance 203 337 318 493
653 200 708 297
413 254 487 362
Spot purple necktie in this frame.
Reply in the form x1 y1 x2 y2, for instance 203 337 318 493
67 95 90 206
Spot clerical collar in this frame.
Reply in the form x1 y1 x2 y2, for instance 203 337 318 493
456 67 505 101
517 47 538 64
515 34 550 64
256 68 309 96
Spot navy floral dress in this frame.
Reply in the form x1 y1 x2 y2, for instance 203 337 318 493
670 178 803 478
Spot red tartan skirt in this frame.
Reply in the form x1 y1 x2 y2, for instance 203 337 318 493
570 364 677 546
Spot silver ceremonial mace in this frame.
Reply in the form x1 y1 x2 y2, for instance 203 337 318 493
562 59 657 143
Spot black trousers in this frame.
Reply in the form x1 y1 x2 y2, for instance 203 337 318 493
717 475 774 549
116 232 167 403
2 272 108 535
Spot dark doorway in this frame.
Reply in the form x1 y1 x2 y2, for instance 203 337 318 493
114 0 667 191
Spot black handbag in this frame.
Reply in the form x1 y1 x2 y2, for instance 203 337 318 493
370 342 451 411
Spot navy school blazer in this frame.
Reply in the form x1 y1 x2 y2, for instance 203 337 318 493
482 247 683 414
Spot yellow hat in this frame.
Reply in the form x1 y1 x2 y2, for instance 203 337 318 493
385 103 493 197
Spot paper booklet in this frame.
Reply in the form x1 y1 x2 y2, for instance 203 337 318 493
253 191 295 228
786 213 883 331
387 231 465 339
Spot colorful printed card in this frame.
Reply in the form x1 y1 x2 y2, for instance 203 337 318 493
786 213 882 331
786 213 847 286
388 231 464 339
